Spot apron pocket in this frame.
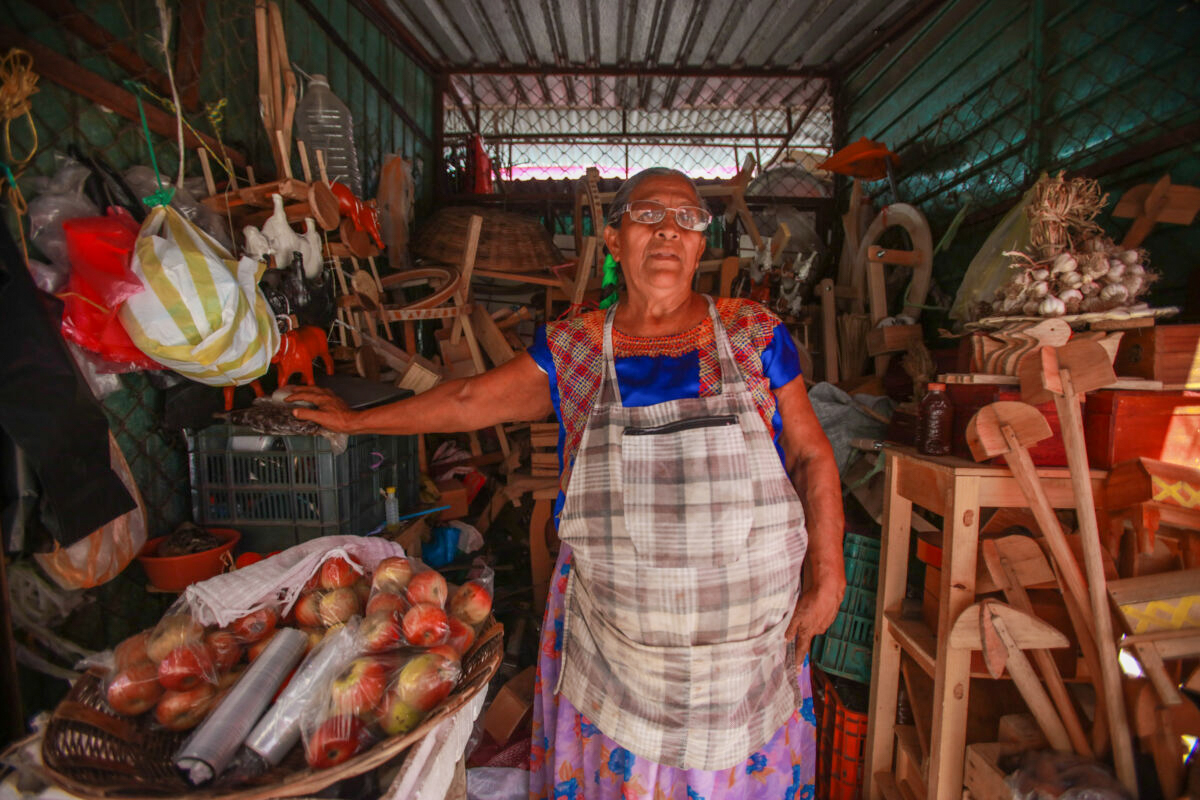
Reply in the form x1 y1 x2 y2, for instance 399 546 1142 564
620 417 754 568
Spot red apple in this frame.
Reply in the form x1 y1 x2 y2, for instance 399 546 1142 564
360 612 405 653
319 555 361 590
113 631 151 671
405 570 448 607
305 714 366 769
300 627 325 653
106 660 163 715
366 591 409 619
206 630 242 672
445 617 475 655
401 603 449 647
319 587 361 626
426 644 460 664
217 665 245 690
376 690 423 736
158 643 215 691
303 570 321 592
155 683 217 731
371 557 414 594
329 656 388 716
351 578 371 607
247 629 278 662
294 592 324 628
449 581 492 625
146 614 204 663
230 608 278 643
394 653 459 712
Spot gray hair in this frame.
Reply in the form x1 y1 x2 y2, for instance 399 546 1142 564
605 168 708 227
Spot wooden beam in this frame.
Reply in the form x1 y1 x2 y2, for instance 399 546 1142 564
0 28 246 166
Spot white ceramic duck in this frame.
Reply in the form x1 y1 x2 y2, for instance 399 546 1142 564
262 193 304 267
301 217 324 279
242 224 272 262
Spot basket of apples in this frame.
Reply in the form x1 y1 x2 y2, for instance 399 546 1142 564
40 544 502 799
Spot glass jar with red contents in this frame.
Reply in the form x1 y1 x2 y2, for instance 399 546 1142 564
917 382 954 456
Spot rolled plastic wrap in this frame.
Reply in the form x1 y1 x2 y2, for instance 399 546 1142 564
244 620 361 766
175 628 308 784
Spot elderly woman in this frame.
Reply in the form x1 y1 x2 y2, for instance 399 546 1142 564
290 167 844 800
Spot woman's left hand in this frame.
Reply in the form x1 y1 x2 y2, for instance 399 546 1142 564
785 580 845 662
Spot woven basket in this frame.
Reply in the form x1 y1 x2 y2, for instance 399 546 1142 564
412 207 563 273
41 621 504 799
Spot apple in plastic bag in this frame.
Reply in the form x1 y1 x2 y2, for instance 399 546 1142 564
113 631 151 671
394 652 459 712
329 656 389 715
360 612 405 653
146 614 205 663
230 608 278 643
319 556 361 590
106 660 164 715
319 587 361 626
376 690 423 737
158 643 215 691
247 629 278 662
449 580 492 625
401 603 449 648
365 591 409 620
305 714 366 769
205 630 242 672
405 570 447 607
445 617 475 655
294 592 324 628
371 557 414 594
155 683 217 731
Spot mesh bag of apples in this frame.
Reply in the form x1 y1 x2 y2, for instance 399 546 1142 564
101 550 494 773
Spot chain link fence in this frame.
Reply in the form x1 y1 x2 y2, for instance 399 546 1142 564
841 0 1200 316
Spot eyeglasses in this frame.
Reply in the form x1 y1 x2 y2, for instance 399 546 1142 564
616 199 713 232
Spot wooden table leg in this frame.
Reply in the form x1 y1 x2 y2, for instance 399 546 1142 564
927 474 981 800
865 452 914 799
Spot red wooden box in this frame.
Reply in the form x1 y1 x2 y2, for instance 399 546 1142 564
947 384 1067 466
1083 390 1200 469
1113 324 1200 388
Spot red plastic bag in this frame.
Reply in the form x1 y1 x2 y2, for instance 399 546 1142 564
59 208 161 370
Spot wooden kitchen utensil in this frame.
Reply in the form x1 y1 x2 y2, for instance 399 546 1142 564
1018 340 1137 792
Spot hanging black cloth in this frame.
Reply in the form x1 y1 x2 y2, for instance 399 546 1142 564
0 217 134 551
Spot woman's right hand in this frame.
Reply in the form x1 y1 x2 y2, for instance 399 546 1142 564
283 386 358 433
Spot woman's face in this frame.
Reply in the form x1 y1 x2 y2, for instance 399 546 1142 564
603 174 706 300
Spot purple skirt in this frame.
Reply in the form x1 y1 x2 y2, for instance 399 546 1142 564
529 546 817 800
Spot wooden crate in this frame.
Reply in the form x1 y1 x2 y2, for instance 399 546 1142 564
946 384 1066 466
1083 390 1200 469
1113 324 1200 388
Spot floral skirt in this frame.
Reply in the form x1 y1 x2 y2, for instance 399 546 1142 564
529 546 817 800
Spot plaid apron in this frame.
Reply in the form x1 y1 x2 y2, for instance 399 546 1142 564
555 296 808 770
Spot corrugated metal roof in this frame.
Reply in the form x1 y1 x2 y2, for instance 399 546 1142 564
384 0 936 109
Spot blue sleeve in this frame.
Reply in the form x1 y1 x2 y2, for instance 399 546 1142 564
528 325 555 379
761 322 802 389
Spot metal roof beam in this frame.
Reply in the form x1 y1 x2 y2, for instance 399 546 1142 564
446 64 831 78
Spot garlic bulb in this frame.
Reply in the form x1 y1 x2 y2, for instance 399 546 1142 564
1022 300 1040 316
1030 280 1050 298
1123 275 1144 296
1080 280 1100 296
1128 262 1145 278
1119 249 1139 266
1032 268 1050 281
1082 296 1104 312
1039 296 1067 316
1060 288 1084 313
1101 283 1130 306
1051 253 1077 274
1106 261 1126 280
1012 271 1031 287
1060 271 1083 288
994 286 1007 300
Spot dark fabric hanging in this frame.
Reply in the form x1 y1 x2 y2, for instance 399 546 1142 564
0 216 134 552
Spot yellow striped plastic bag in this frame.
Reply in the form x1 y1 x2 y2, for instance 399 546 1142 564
119 206 280 385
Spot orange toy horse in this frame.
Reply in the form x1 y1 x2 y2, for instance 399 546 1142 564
222 326 334 410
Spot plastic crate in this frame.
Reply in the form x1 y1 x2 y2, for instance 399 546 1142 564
812 633 873 684
188 424 418 552
843 531 881 590
813 668 869 800
840 585 877 619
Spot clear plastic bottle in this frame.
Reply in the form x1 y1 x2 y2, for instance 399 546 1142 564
295 75 362 196
384 486 399 530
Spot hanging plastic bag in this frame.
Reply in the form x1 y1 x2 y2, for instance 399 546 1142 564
33 433 148 589
60 207 162 371
118 205 280 386
949 180 1040 323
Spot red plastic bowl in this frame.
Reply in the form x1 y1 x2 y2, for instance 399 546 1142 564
137 528 241 591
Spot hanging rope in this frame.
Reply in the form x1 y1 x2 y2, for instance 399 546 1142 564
126 81 175 208
0 48 39 262
599 252 620 310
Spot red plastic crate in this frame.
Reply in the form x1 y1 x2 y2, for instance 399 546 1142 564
813 668 869 800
